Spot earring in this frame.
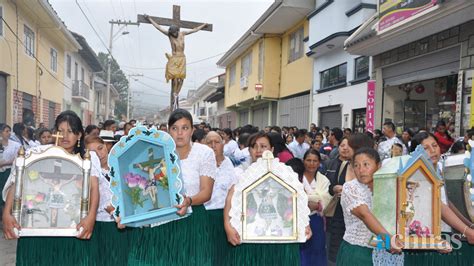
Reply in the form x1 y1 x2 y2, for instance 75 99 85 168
77 140 81 148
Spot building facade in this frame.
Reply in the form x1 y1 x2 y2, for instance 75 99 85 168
66 32 102 126
346 0 474 136
0 0 80 127
307 0 377 131
204 74 237 129
94 76 119 123
217 0 315 129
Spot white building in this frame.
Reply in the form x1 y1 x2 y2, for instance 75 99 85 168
203 74 238 129
307 1 376 131
94 76 119 123
187 76 219 126
64 32 103 125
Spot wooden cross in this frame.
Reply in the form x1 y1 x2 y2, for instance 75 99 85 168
137 5 213 31
52 131 63 146
262 151 274 171
41 160 76 181
134 148 163 169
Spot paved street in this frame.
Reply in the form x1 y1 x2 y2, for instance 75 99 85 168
0 215 17 266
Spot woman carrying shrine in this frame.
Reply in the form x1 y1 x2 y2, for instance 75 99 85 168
127 108 217 265
2 110 101 265
404 132 474 265
223 131 311 265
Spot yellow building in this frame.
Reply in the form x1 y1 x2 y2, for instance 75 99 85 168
217 0 314 129
0 0 80 127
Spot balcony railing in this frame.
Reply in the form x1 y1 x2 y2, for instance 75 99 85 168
72 80 90 102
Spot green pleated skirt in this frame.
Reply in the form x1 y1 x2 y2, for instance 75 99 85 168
404 240 474 266
336 240 373 266
94 221 132 266
127 205 214 266
16 226 99 266
127 205 300 265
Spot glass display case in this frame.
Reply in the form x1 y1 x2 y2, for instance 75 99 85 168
403 100 427 132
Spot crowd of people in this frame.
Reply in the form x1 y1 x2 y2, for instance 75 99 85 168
1 110 474 265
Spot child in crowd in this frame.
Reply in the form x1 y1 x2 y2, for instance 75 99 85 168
336 147 403 266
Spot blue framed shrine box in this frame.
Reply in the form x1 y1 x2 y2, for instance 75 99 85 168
108 125 187 227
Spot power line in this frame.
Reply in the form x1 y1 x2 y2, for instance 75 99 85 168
75 0 115 61
121 52 227 70
1 16 73 90
82 0 108 38
134 80 169 95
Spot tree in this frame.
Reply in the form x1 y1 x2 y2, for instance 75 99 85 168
97 52 129 120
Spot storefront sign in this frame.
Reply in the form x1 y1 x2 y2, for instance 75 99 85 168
455 71 463 137
378 0 438 32
366 80 376 133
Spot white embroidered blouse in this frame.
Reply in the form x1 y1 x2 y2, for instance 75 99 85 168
204 157 237 210
180 142 217 199
96 168 114 222
0 140 21 172
341 179 373 247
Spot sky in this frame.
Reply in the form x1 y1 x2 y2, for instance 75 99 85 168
49 0 273 110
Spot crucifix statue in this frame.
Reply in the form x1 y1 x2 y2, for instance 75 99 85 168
138 5 213 110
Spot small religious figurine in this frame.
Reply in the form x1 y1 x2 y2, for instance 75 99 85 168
257 185 278 233
40 174 76 227
134 159 165 210
405 180 418 235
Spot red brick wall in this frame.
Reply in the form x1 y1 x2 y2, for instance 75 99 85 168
42 99 49 126
13 91 62 127
40 99 62 127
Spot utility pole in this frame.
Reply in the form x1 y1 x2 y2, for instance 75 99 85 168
105 19 139 120
127 73 143 120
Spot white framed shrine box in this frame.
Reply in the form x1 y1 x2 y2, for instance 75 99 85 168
372 146 450 250
108 125 187 227
229 151 310 243
12 146 92 237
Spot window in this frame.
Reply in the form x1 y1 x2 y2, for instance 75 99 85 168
241 51 252 78
66 55 71 78
81 67 84 81
354 56 369 80
50 48 57 72
258 41 264 81
229 64 236 85
24 25 35 57
288 27 304 63
0 6 3 37
320 63 347 90
199 107 206 116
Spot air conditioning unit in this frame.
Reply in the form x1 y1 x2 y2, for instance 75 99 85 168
240 76 249 90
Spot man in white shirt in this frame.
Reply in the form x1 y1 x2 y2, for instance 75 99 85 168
377 121 407 160
288 130 310 159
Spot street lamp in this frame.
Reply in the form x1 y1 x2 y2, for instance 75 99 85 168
105 20 138 120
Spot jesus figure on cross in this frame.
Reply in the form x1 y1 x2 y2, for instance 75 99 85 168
143 15 207 109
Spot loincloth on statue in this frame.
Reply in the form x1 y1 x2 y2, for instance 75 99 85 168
165 53 186 82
